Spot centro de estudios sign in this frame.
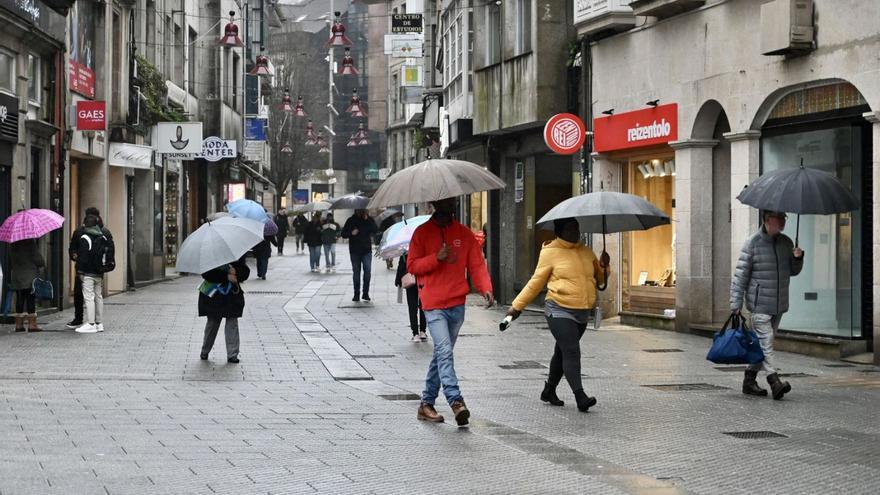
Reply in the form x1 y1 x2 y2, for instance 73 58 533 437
574 0 633 25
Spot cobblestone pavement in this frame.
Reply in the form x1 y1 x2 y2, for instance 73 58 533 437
1 248 879 494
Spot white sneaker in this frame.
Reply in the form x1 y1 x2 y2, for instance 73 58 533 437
96 323 105 332
411 334 421 342
75 323 98 334
419 331 428 341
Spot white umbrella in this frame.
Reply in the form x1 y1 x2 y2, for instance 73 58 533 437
367 159 505 208
296 201 333 213
375 215 432 260
176 217 264 274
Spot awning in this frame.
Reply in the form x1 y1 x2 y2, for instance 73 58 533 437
108 142 154 169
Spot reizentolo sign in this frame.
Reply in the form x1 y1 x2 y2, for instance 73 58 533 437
199 136 237 162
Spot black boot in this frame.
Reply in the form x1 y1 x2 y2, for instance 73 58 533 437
573 389 597 412
742 369 768 397
767 373 791 400
540 381 564 406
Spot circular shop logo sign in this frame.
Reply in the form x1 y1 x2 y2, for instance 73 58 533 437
543 113 586 155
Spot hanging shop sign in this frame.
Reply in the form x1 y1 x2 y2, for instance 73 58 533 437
244 140 265 163
199 137 237 162
593 103 678 153
543 113 587 155
391 39 423 58
108 142 153 169
0 93 19 143
401 65 424 87
574 0 633 26
245 118 267 141
157 122 203 156
384 33 422 55
76 100 106 130
392 14 423 33
69 0 97 98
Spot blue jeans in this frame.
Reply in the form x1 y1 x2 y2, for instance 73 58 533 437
256 256 269 278
308 245 322 270
350 251 372 296
421 305 466 406
323 243 336 267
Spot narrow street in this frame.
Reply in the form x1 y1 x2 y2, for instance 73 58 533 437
1 250 877 495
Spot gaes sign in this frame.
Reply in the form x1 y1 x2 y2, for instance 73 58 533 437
593 103 678 153
76 101 106 130
199 137 237 162
543 113 586 155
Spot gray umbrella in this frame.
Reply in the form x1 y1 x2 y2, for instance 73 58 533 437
736 159 859 245
176 217 264 274
330 193 371 210
375 208 402 224
367 159 505 208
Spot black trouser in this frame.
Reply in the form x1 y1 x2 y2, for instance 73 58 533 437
15 289 36 314
73 274 84 322
405 286 426 335
546 316 587 392
276 234 286 254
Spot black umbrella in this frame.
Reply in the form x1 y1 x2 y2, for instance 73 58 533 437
329 193 371 210
736 159 859 246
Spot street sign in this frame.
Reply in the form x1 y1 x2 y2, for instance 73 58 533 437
199 137 237 162
543 113 586 155
157 122 203 155
76 100 106 130
391 14 423 33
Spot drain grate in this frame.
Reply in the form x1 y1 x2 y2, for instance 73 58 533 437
778 372 816 378
499 361 547 370
642 383 729 392
824 363 856 368
643 348 684 353
723 431 788 439
248 290 283 295
715 366 750 372
352 355 395 359
379 393 421 401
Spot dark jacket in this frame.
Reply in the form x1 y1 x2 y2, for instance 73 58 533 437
275 213 290 235
321 221 340 244
75 225 108 276
253 236 276 258
198 260 250 318
69 224 112 261
395 254 411 288
341 215 378 254
304 221 324 247
730 228 804 315
9 240 45 290
292 215 308 235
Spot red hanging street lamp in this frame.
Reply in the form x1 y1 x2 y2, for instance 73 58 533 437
281 142 293 153
326 11 352 47
279 89 294 112
339 47 359 75
304 120 318 145
315 130 327 150
345 89 367 117
293 96 307 117
249 54 273 76
218 11 243 47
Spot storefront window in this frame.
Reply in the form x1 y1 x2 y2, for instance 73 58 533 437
165 169 179 265
762 126 864 338
154 170 164 256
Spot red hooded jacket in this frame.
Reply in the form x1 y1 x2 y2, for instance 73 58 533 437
407 217 492 311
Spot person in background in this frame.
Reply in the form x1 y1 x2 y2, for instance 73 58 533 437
395 253 426 342
74 214 110 334
305 213 324 273
9 237 45 332
731 210 804 400
274 208 290 255
67 206 110 329
253 233 276 280
321 214 340 273
341 209 378 302
292 213 308 254
507 217 608 412
408 198 493 426
199 257 250 363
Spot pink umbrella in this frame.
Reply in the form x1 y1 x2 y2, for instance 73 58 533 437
0 209 65 243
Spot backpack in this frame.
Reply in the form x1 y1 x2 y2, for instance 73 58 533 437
81 233 116 273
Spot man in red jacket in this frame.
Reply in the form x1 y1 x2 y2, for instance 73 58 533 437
407 198 493 426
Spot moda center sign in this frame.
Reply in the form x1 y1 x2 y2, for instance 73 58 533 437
593 103 678 153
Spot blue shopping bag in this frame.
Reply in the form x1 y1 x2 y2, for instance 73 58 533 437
706 313 765 365
32 278 54 301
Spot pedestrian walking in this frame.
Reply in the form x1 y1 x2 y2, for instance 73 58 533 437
395 253 426 342
408 198 493 426
730 210 804 400
199 257 249 363
292 213 308 254
304 213 323 272
274 209 290 255
66 207 110 329
74 214 113 334
8 238 45 332
506 217 608 412
321 214 340 272
253 234 275 280
341 209 378 301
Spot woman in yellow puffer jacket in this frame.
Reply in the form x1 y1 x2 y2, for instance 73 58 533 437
507 217 609 412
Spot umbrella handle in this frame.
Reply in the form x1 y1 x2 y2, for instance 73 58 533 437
795 213 799 248
597 220 608 292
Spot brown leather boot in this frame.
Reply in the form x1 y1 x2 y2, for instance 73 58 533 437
417 402 444 423
14 315 25 332
27 314 42 332
450 399 470 426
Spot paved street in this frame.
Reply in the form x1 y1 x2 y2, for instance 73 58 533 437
1 249 879 495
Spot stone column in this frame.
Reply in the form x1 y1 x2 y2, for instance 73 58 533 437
670 139 718 333
864 112 880 365
724 131 762 273
591 153 622 318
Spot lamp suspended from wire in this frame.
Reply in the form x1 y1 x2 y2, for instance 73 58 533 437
345 89 367 117
281 142 293 154
327 11 352 47
293 96 307 117
340 47 359 75
249 54 273 76
218 11 243 47
279 89 294 112
304 120 317 145
347 123 370 146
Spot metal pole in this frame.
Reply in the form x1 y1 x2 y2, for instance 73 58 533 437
328 0 335 198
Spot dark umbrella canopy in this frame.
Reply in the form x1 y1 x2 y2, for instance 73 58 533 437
329 193 371 210
736 163 859 215
536 191 670 233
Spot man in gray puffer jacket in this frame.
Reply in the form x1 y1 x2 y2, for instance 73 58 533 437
730 211 804 400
